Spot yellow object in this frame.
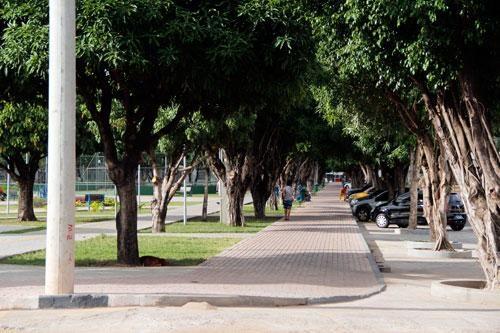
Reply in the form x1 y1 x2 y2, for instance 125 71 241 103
349 191 370 201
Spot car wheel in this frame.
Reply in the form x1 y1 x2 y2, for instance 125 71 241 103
450 222 465 231
375 213 390 228
356 207 370 222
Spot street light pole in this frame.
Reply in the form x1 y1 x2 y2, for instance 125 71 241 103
6 173 10 215
137 164 141 209
45 0 76 295
183 156 187 225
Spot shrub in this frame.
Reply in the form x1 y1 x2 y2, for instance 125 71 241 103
103 197 116 207
89 201 104 212
75 200 86 208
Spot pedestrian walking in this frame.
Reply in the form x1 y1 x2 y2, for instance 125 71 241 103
282 180 295 221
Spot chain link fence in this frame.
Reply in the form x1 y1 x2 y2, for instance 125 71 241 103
0 153 219 212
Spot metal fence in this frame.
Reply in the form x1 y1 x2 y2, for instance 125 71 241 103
0 153 219 206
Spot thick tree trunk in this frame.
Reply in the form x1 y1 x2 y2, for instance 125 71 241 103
151 201 167 233
252 194 266 219
208 150 251 227
251 166 276 219
421 81 500 288
408 146 422 230
420 137 453 250
115 176 140 265
17 178 36 221
226 178 246 226
201 167 209 221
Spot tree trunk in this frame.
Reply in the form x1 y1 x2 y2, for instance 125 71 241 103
250 167 276 219
226 177 246 226
252 194 266 219
150 152 195 232
420 137 453 250
408 146 422 230
201 167 209 221
17 178 36 221
115 176 140 265
421 81 500 288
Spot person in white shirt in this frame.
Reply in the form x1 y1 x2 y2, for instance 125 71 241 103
282 180 295 221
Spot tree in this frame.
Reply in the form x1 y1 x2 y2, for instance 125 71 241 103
313 0 500 288
1 0 267 264
0 10 49 221
0 102 46 221
149 108 201 233
200 0 318 226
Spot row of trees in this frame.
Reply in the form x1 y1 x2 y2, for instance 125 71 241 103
312 0 500 289
0 0 341 265
1 1 498 288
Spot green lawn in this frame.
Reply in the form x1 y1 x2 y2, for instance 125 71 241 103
0 234 240 266
141 216 275 234
0 203 200 230
0 202 287 234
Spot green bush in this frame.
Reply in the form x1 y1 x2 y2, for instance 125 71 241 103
103 197 116 207
89 201 103 212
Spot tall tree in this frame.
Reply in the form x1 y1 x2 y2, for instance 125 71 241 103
0 102 46 221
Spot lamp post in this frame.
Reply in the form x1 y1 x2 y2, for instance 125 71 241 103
45 0 76 295
183 156 187 225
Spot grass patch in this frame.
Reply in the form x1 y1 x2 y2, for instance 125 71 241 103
242 203 285 216
0 234 240 266
141 215 275 234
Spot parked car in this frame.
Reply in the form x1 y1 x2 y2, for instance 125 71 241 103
346 184 371 197
351 190 390 222
348 186 378 203
372 192 467 231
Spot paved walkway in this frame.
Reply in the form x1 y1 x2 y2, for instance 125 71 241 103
0 184 383 308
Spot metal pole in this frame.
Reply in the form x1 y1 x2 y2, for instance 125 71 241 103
183 156 187 225
45 0 76 295
6 173 10 215
137 165 141 210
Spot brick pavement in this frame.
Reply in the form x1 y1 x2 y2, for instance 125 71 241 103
154 182 383 299
0 183 384 307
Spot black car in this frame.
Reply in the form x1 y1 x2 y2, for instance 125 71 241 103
372 192 467 231
351 190 390 222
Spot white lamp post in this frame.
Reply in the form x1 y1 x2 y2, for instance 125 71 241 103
45 0 76 295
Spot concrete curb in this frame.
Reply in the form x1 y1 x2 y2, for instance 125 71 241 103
406 240 463 250
354 221 387 295
407 248 472 259
394 228 429 236
0 286 388 310
431 280 500 306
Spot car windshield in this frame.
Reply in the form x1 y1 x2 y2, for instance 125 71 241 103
376 191 389 201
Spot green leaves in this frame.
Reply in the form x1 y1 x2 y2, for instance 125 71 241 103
0 101 47 155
